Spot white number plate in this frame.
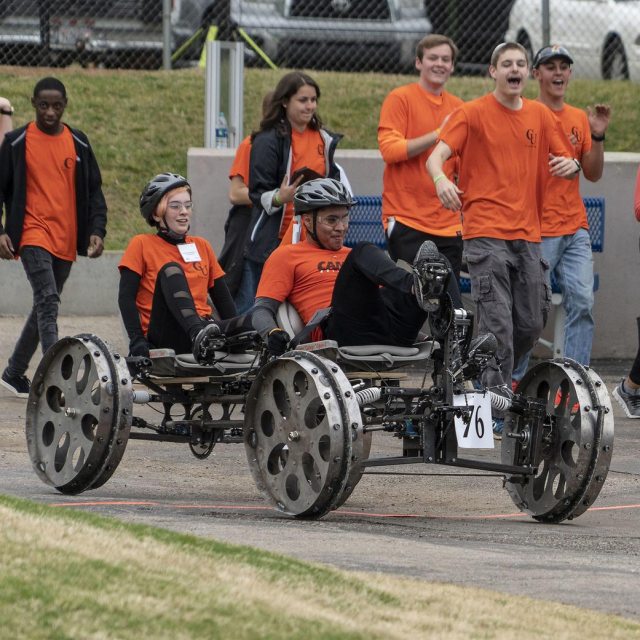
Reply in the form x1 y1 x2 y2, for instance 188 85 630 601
453 391 494 449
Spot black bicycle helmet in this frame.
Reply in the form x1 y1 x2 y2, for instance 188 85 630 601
139 173 190 226
293 178 355 214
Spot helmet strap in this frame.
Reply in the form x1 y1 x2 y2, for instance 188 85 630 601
306 212 329 251
157 220 187 245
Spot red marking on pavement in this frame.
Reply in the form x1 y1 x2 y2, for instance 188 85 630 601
51 501 159 507
585 503 640 512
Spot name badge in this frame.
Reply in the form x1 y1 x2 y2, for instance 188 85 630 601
178 243 201 263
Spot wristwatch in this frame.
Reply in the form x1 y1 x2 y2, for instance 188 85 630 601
0 106 14 116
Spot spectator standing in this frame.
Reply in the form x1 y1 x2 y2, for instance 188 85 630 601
513 45 611 382
234 71 343 313
0 96 14 138
378 33 464 307
218 92 273 297
611 167 640 419
426 43 577 428
0 77 107 398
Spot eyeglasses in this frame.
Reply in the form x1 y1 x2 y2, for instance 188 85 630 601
167 201 193 213
316 213 349 228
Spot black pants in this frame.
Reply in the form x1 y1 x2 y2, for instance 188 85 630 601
147 263 252 354
387 220 463 309
325 242 427 347
6 246 72 376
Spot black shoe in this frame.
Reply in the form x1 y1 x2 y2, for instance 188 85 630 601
1 370 31 398
412 240 450 312
192 322 222 363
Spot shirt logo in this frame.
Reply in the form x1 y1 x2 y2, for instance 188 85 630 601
526 129 538 146
64 157 75 169
570 126 583 144
317 260 342 272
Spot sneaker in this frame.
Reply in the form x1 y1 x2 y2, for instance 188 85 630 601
1 370 31 398
492 417 504 441
192 322 222 363
412 240 449 312
612 380 640 419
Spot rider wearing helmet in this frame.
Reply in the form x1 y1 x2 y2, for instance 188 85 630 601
118 173 252 362
252 177 449 355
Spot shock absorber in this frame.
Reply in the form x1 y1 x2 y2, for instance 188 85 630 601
355 387 382 406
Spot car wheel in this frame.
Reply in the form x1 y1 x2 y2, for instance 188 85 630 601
602 38 629 80
517 32 534 67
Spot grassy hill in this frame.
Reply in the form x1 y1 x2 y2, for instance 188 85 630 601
1 66 637 248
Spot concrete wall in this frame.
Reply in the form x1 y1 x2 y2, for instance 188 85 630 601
2 149 638 359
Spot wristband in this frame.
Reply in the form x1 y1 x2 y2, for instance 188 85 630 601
591 132 605 142
0 106 13 116
433 174 446 186
573 158 582 173
273 190 282 206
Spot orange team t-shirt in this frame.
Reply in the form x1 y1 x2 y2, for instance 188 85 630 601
256 241 351 324
440 94 573 242
378 83 463 236
21 122 77 261
538 104 591 236
279 128 327 240
118 234 225 336
229 135 251 182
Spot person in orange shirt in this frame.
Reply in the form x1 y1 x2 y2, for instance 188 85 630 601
234 72 344 314
512 45 611 382
252 178 450 355
0 77 106 398
426 42 577 435
218 91 274 297
118 173 253 362
378 33 463 307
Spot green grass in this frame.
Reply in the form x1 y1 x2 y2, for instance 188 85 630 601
2 493 639 640
1 66 637 248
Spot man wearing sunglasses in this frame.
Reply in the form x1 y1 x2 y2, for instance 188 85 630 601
252 178 449 355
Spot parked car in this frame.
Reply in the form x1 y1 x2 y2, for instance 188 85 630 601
0 0 432 72
505 0 640 81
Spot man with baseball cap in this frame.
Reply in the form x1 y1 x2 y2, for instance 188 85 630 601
512 45 611 382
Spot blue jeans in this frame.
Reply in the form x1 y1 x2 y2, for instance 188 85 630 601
513 229 594 380
234 259 263 314
6 246 72 377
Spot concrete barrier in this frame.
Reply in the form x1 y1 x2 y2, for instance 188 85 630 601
1 149 638 359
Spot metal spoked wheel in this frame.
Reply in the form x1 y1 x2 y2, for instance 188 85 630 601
244 351 362 518
503 358 614 523
26 334 133 494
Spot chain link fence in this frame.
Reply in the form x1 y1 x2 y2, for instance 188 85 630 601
0 1 637 80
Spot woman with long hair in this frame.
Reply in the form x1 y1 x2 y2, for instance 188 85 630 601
234 71 343 313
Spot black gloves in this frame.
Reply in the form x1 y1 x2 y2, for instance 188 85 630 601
129 336 151 358
266 328 290 356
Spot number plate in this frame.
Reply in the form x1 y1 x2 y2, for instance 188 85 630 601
453 391 494 449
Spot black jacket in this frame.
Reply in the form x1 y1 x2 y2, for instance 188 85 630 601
0 123 107 256
246 123 342 264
